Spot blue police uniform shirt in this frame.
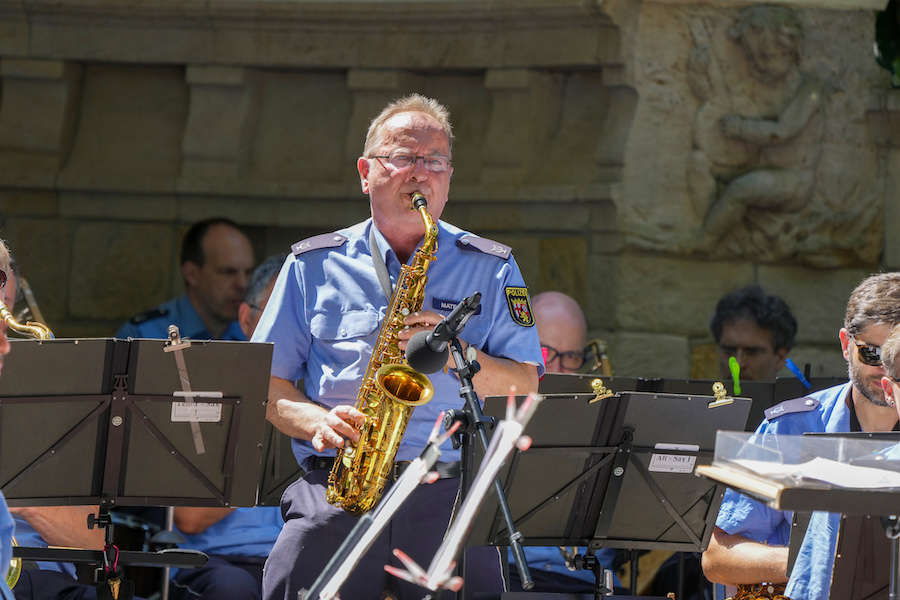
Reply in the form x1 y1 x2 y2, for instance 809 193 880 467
0 491 14 600
785 419 900 600
715 382 852 547
177 507 284 557
251 218 545 466
511 546 618 586
115 294 246 341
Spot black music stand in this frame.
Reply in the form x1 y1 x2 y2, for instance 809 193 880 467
0 337 272 586
469 390 751 599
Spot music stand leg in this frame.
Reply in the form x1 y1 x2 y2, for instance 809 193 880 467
161 507 174 600
882 515 900 600
629 549 638 595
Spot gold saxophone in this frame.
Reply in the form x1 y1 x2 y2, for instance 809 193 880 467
326 192 438 514
0 277 52 340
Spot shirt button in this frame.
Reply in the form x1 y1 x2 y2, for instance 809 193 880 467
805 399 814 406
340 329 347 336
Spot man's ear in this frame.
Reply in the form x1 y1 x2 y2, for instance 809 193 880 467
182 261 200 288
839 328 851 362
357 157 371 194
238 302 252 339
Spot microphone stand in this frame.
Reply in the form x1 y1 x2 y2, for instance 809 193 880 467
444 337 533 595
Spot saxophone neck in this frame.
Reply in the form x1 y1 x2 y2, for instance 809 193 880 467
412 193 439 254
0 300 53 340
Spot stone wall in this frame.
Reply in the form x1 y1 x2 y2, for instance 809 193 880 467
0 0 896 381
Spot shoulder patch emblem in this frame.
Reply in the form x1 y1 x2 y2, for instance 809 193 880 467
764 396 820 421
458 235 511 260
505 286 534 327
292 233 348 257
130 307 169 325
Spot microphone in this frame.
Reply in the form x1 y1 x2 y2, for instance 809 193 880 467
406 292 482 374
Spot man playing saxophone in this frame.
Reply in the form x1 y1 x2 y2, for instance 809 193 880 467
253 94 543 600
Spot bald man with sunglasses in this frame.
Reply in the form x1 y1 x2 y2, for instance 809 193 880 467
703 273 900 594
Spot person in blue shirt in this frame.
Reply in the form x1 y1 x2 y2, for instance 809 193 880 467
254 94 544 600
702 272 900 594
168 254 286 600
506 291 619 595
1 241 17 600
116 218 254 342
781 323 900 600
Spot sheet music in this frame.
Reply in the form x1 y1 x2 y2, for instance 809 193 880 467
732 456 900 489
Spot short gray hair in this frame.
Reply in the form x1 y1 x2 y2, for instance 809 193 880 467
363 94 453 157
245 254 286 308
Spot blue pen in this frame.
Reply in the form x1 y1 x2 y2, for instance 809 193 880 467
785 358 811 389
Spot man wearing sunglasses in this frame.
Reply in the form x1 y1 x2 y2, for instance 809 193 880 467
703 273 900 596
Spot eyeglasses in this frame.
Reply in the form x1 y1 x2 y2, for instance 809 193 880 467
852 338 883 367
541 344 587 371
371 151 452 173
0 270 5 289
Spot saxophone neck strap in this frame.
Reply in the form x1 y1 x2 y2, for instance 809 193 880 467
369 225 393 302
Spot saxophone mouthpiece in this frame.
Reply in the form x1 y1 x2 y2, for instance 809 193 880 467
411 192 427 210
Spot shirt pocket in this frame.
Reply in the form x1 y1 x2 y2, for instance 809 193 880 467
309 308 380 342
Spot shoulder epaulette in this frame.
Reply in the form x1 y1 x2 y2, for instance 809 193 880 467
129 307 169 325
457 234 511 260
764 396 820 421
292 232 348 257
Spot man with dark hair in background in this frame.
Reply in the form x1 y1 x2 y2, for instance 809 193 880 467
116 218 254 341
710 284 798 381
703 273 900 596
169 254 287 600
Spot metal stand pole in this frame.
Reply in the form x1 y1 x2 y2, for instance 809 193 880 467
445 337 533 595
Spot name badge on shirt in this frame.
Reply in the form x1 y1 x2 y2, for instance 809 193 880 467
432 297 483 315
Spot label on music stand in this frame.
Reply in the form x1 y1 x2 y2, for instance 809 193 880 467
171 402 222 422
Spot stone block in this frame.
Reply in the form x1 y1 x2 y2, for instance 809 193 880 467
690 341 719 380
178 196 279 226
249 70 351 183
586 255 617 331
0 59 81 176
608 331 690 378
615 254 754 336
59 192 177 221
182 66 256 178
1 218 70 324
0 190 58 217
275 199 369 230
538 237 588 307
757 266 868 344
885 150 900 269
69 222 174 320
61 64 187 186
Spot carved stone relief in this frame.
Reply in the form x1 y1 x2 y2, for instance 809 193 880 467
624 4 883 267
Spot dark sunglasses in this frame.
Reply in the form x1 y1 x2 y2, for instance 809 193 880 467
852 338 882 367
